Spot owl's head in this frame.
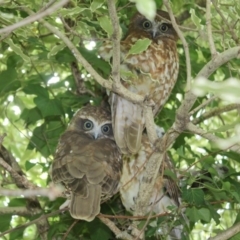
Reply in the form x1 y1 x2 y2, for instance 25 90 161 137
127 10 178 42
68 106 114 140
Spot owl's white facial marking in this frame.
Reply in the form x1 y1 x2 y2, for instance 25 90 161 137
80 116 112 139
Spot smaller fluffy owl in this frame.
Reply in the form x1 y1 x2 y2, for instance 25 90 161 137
120 126 186 239
51 106 122 221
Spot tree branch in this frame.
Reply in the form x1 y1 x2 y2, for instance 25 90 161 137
163 0 192 90
0 0 69 34
212 0 239 45
192 103 240 125
206 0 217 58
21 7 145 105
0 207 31 216
153 46 240 163
107 0 121 85
0 184 63 200
0 144 50 240
99 215 133 240
0 209 64 238
208 222 240 240
189 95 218 116
0 157 35 189
186 122 240 153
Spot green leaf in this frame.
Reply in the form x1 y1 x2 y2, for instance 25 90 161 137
198 208 211 222
0 68 19 94
193 77 240 103
206 203 220 224
8 198 27 207
20 107 42 125
128 38 152 55
186 206 200 222
98 16 113 36
182 187 205 205
90 0 105 12
164 169 178 181
28 120 64 157
48 44 65 58
4 38 30 62
59 7 92 18
25 160 36 171
132 0 156 21
0 214 11 231
34 97 64 117
120 69 137 81
10 228 24 240
186 207 211 223
22 84 49 98
230 233 240 240
190 9 203 29
87 219 112 240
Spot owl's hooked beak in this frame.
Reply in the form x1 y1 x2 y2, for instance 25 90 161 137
94 132 99 139
150 28 160 39
151 30 158 38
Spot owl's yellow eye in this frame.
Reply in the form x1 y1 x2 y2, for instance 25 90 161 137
102 124 111 134
160 23 168 32
142 20 152 29
83 120 93 130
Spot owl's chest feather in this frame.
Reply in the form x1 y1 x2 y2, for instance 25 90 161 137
120 39 179 102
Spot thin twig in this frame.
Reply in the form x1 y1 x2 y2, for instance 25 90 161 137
107 0 121 85
0 207 30 216
99 216 133 240
0 133 7 150
20 7 144 104
62 220 79 240
144 105 158 143
153 46 240 157
189 95 218 116
0 145 49 240
192 103 240 125
0 208 65 237
206 0 217 58
0 0 69 34
0 184 63 200
0 157 35 189
186 122 240 153
212 0 239 45
163 0 192 90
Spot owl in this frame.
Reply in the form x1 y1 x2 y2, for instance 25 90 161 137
51 106 122 221
99 10 179 154
120 126 187 239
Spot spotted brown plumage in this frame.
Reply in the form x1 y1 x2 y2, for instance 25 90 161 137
99 10 179 154
51 106 122 221
120 126 186 239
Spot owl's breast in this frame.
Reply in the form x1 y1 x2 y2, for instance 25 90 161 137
120 39 179 110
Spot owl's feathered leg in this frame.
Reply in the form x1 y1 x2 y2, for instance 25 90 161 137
70 185 101 222
110 93 144 154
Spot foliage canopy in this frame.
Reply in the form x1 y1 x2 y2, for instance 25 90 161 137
0 0 240 239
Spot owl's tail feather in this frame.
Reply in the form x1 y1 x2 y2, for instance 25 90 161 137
70 185 101 221
110 93 144 154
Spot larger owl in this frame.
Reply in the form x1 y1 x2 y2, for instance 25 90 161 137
100 10 179 154
120 126 187 239
51 106 122 221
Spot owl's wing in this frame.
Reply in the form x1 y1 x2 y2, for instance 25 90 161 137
99 42 145 154
51 131 121 221
110 93 144 154
162 154 181 207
